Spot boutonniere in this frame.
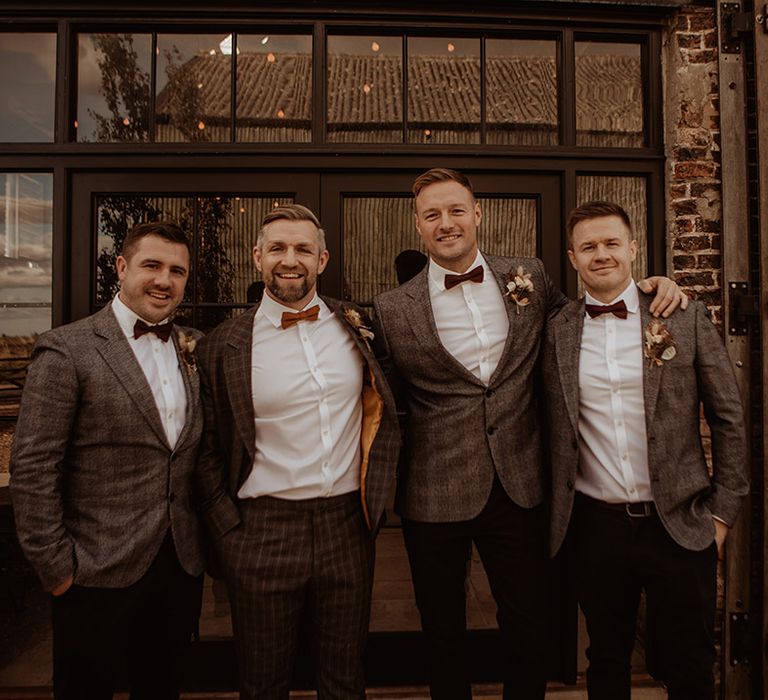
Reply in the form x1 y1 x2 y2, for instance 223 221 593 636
178 333 198 375
644 320 676 367
504 266 535 314
343 307 375 351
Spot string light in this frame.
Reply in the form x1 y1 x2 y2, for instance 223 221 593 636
447 42 455 53
198 121 206 130
73 120 78 129
209 49 216 56
363 83 372 94
267 52 276 63
371 41 380 52
277 109 285 118
122 117 130 126
261 36 270 45
197 83 203 89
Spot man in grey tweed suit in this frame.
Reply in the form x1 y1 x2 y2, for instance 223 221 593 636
196 204 400 700
373 169 684 700
542 201 748 699
11 222 204 700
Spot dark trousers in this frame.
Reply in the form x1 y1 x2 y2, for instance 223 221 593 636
219 491 374 700
51 532 203 700
572 495 717 700
402 477 549 700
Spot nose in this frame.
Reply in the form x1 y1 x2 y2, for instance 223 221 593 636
154 266 172 287
439 211 453 230
595 244 610 260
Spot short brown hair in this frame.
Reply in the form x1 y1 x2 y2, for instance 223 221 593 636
412 168 475 199
121 221 191 259
258 203 326 251
566 201 633 248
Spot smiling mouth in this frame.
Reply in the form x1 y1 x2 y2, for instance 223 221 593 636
437 233 461 242
148 290 171 301
275 272 304 280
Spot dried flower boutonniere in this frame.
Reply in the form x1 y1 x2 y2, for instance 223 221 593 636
644 320 676 367
504 265 535 314
343 307 375 351
178 333 198 375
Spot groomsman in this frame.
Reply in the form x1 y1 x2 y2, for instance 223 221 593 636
373 168 685 699
11 222 204 700
195 204 399 699
543 201 748 699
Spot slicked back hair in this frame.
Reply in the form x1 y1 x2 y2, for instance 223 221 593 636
412 168 475 200
257 203 326 252
121 221 191 260
566 201 633 249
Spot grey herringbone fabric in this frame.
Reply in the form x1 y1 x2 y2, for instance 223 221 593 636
374 255 566 522
10 304 204 590
542 292 749 555
221 493 373 699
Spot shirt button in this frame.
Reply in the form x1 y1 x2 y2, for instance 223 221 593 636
622 454 628 460
162 380 168 385
629 487 636 495
167 412 173 419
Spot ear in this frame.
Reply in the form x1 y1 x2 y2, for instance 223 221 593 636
414 211 421 236
252 245 262 272
629 239 638 262
116 255 128 282
474 201 482 227
567 249 578 271
317 248 330 275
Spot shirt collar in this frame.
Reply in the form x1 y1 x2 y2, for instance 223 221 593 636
112 293 171 340
256 291 326 329
428 250 487 292
584 278 639 316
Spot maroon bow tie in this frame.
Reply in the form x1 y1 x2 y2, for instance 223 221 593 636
133 319 173 342
444 265 484 290
585 300 628 319
281 305 320 329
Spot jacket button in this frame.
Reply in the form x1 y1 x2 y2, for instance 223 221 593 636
566 480 574 490
571 439 578 449
485 389 494 398
487 426 495 435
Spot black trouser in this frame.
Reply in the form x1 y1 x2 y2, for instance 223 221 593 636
402 477 549 700
572 494 717 700
51 532 203 700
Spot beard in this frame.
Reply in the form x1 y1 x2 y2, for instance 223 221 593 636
265 273 313 304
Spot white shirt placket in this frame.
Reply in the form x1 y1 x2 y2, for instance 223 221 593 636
462 284 492 385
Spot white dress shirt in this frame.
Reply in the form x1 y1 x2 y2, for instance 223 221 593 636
427 251 509 385
112 294 188 449
575 280 653 503
238 293 364 501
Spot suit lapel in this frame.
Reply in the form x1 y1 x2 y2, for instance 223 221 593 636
224 306 258 462
486 255 522 385
639 294 665 428
402 268 484 385
91 305 169 448
553 301 584 437
172 329 200 451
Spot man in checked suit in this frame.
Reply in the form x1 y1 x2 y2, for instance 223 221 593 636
195 204 400 699
542 201 748 699
11 222 204 700
373 169 684 700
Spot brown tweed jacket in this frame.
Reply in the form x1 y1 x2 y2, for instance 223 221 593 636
373 254 566 522
542 291 749 555
10 304 204 591
195 296 400 539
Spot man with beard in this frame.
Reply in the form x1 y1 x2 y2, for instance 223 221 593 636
195 204 400 699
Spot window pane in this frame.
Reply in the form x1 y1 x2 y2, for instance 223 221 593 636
0 173 53 335
77 34 151 142
237 34 312 143
0 34 56 142
486 39 557 146
407 37 480 145
156 34 232 143
576 175 647 280
327 36 403 144
576 42 644 148
95 196 193 304
342 194 537 303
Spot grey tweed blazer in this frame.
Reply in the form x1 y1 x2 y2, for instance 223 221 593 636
10 304 204 591
195 296 400 539
374 254 566 522
542 291 749 555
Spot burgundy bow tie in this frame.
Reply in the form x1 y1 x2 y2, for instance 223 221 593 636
133 319 173 342
281 305 320 329
444 265 484 290
585 300 628 319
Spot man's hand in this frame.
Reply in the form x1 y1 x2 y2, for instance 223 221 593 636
714 519 729 558
51 575 74 597
637 276 689 318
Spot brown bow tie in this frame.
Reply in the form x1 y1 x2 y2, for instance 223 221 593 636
281 305 320 329
585 300 628 319
444 265 484 290
133 319 173 342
